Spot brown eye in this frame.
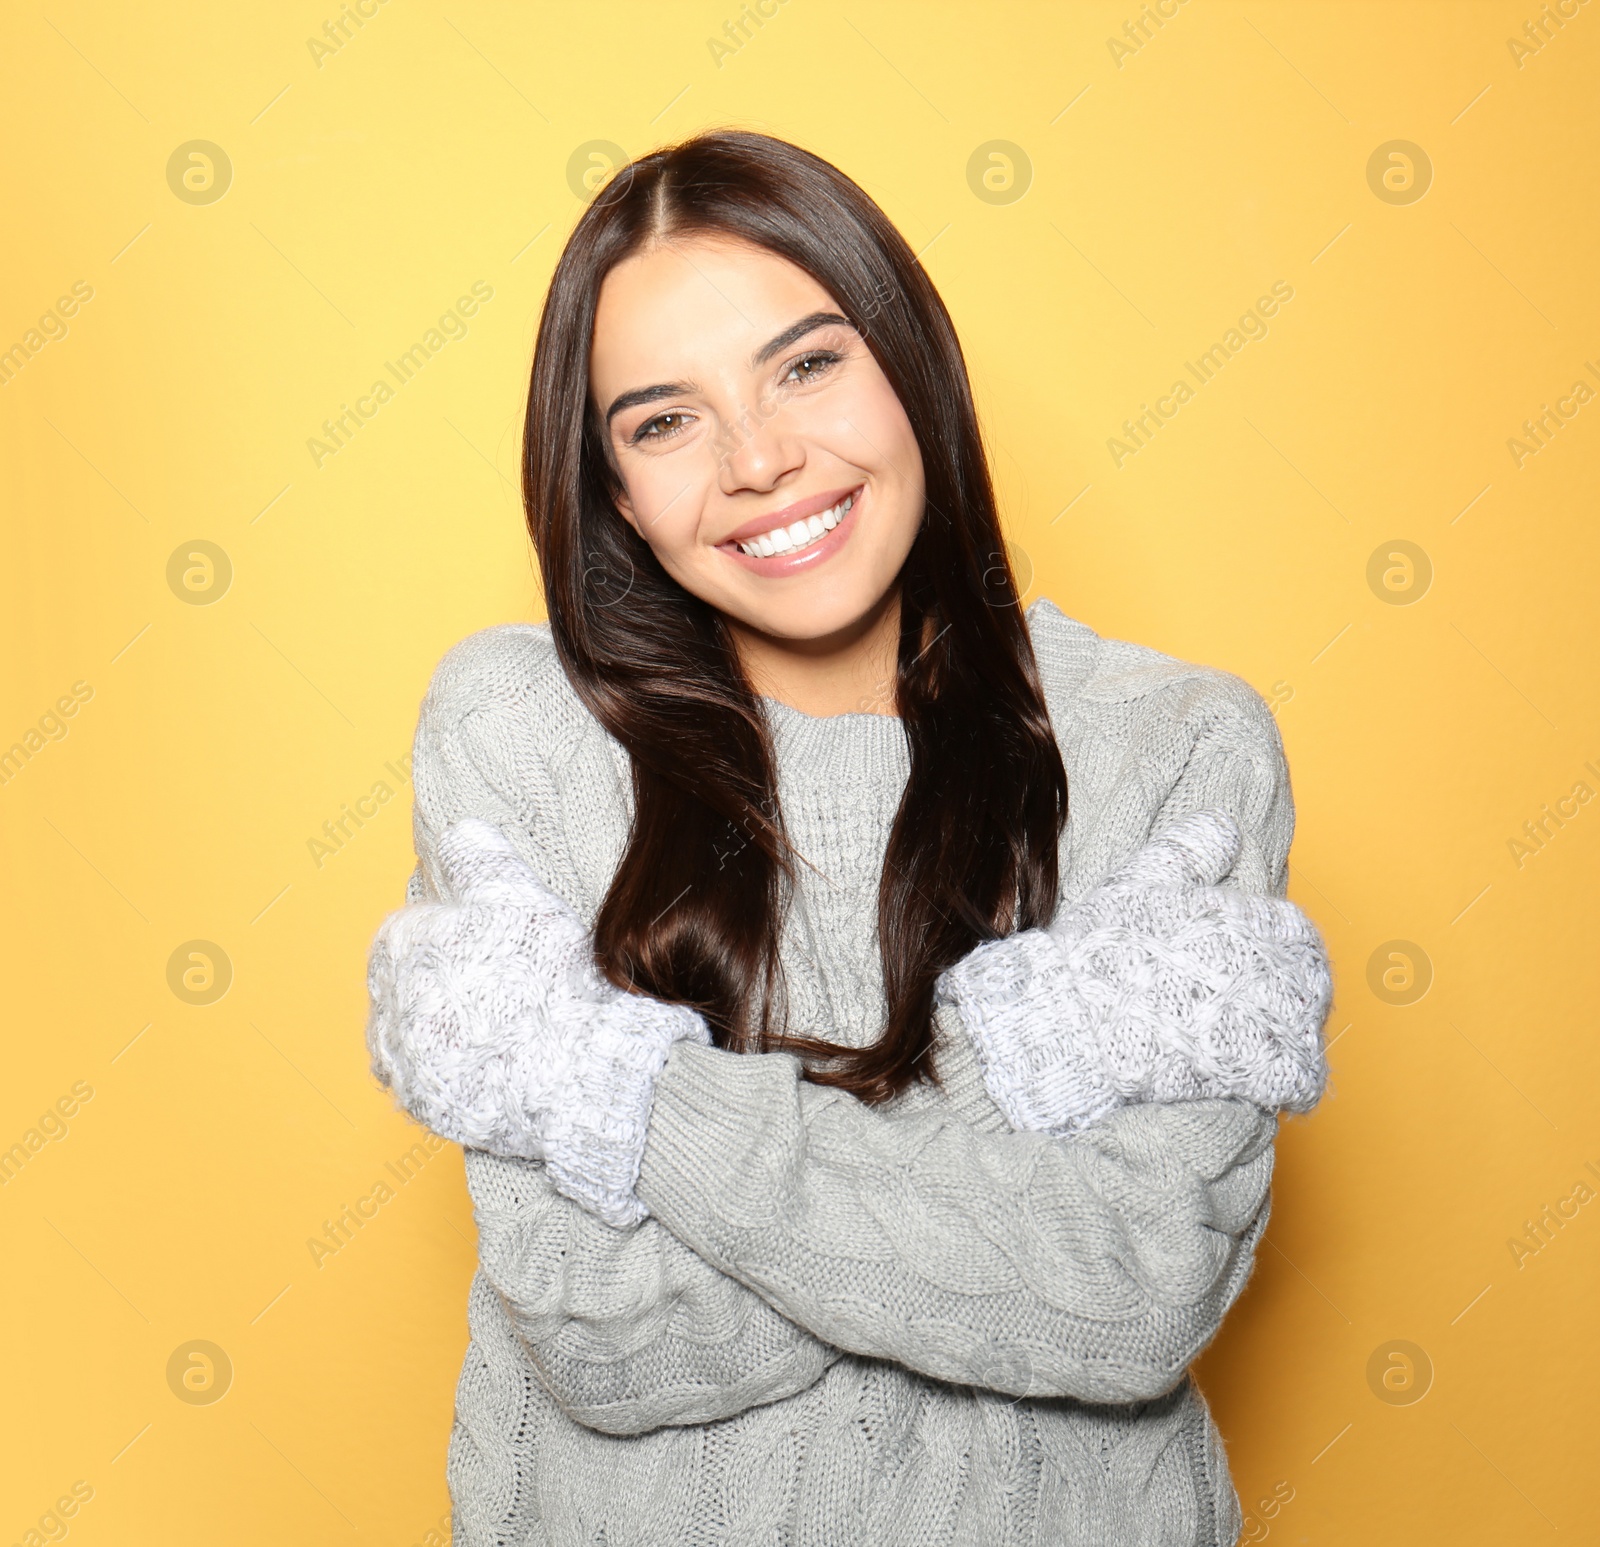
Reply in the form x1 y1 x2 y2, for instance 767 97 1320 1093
634 411 690 443
786 351 839 385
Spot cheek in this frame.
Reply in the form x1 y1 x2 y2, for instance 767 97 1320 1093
619 458 707 555
825 375 921 483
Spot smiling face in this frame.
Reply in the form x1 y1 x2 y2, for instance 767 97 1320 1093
588 234 926 701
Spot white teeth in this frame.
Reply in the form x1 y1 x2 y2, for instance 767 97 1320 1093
735 490 861 558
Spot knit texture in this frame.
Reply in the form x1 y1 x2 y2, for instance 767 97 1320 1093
369 807 1327 1228
366 817 710 1227
936 807 1332 1136
401 597 1321 1546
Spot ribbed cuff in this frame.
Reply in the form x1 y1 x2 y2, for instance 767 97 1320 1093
541 996 711 1231
938 930 1116 1134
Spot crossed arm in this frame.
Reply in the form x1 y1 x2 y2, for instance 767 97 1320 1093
435 950 1276 1433
382 666 1303 1434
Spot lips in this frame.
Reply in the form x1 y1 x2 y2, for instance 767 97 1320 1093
721 484 863 544
717 483 866 576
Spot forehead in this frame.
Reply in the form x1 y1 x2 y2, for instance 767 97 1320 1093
589 236 839 390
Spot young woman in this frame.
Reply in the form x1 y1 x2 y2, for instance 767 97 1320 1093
365 131 1332 1547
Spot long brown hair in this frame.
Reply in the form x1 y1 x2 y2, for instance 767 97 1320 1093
522 130 1067 1104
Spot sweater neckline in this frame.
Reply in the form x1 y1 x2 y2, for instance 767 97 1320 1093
759 693 910 777
758 695 901 726
753 597 1052 728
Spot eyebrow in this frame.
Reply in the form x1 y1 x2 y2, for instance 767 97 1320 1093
603 381 691 427
751 310 853 366
602 310 855 426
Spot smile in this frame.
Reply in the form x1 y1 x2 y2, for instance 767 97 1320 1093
736 491 853 556
719 484 865 574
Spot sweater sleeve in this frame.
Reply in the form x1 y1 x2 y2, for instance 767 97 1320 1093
636 1046 1275 1405
1142 669 1296 902
937 668 1329 1132
404 629 842 1435
464 1148 844 1435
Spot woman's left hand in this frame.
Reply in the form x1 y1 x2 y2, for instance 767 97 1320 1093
934 808 1333 1135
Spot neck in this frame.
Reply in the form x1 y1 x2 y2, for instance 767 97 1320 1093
726 586 901 718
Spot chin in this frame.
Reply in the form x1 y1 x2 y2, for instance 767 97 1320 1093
732 582 888 644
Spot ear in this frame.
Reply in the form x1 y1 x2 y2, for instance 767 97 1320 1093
612 485 642 536
598 441 642 536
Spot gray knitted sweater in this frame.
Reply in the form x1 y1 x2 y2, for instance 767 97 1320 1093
405 597 1294 1547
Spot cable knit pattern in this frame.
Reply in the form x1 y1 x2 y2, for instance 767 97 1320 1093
366 817 710 1228
370 804 1325 1227
936 808 1332 1136
393 598 1327 1547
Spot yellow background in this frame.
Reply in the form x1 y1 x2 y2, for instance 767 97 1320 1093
3 1 1596 1541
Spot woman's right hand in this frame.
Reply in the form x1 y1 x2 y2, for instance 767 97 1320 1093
365 817 710 1229
934 808 1333 1135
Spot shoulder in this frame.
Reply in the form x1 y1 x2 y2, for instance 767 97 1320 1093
1024 597 1293 895
416 620 599 776
1025 595 1283 772
409 621 629 913
420 619 571 732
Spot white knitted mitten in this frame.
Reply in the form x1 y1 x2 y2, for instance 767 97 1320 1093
365 817 711 1228
935 808 1332 1135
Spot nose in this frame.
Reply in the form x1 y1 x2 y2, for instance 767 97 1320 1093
714 397 804 496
